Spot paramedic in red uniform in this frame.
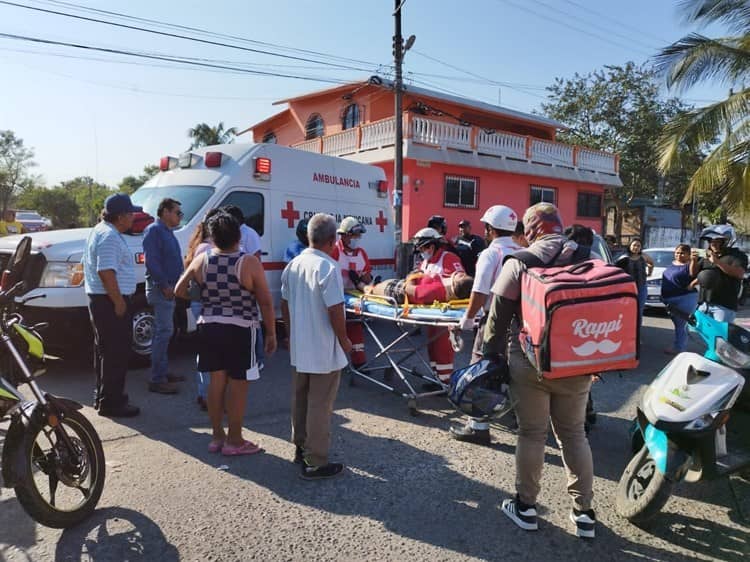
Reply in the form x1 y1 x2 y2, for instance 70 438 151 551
451 205 522 445
331 217 372 369
482 202 597 539
412 227 464 385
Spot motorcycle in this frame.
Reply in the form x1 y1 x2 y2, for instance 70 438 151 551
0 236 105 528
615 307 750 525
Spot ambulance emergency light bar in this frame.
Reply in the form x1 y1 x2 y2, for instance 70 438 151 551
253 157 271 181
159 152 224 171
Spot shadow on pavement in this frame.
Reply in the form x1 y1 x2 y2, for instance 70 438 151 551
53 507 179 562
0 494 40 561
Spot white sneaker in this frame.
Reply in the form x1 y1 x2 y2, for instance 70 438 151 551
501 495 538 531
570 508 596 538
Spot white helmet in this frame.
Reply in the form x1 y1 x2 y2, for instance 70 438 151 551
412 227 442 248
480 205 518 231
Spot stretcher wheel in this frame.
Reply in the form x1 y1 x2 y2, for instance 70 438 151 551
408 399 419 416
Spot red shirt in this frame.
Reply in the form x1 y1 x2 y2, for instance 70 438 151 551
419 248 464 278
331 239 371 290
410 275 447 304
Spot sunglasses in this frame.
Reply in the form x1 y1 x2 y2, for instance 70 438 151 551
176 210 184 218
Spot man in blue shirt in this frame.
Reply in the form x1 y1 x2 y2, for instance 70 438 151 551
83 193 141 418
143 198 185 394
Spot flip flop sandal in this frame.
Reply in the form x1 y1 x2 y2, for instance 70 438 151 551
221 440 263 456
208 439 225 454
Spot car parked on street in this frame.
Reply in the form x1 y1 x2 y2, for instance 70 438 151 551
642 247 674 309
15 210 51 232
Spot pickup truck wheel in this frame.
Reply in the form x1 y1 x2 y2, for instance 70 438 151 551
130 307 154 366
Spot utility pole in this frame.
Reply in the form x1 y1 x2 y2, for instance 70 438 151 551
393 0 414 276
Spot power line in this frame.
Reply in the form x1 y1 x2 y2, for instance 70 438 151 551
560 0 671 46
0 0 380 73
496 0 655 59
39 0 381 68
0 32 352 83
527 0 661 53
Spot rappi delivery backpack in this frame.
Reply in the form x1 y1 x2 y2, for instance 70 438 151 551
509 251 639 379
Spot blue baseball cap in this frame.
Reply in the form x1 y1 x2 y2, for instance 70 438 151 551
105 193 142 215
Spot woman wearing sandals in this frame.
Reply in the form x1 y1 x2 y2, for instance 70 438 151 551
176 210 276 456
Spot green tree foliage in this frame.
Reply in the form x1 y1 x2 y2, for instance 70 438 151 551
118 164 159 195
17 186 80 228
60 177 113 227
0 130 36 214
541 62 698 207
187 122 237 149
656 0 750 216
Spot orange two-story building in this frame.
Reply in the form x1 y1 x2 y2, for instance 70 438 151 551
242 76 622 242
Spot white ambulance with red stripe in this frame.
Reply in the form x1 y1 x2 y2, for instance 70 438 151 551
0 143 394 360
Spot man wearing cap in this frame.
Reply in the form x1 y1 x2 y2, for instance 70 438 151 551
83 193 141 418
690 225 747 323
451 205 522 445
143 197 185 395
481 202 597 539
412 226 464 385
331 217 372 369
452 220 486 277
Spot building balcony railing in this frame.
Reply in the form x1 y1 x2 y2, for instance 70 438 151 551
291 115 619 176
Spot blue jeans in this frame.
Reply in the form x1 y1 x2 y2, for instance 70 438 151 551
191 302 209 399
147 287 175 384
699 302 736 324
663 292 698 351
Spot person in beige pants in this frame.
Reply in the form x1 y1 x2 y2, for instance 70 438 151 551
482 202 596 539
281 213 352 480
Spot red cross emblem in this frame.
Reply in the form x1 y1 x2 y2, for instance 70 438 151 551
509 212 516 220
375 210 388 232
281 201 300 228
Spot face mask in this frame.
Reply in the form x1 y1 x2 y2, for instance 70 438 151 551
348 238 359 250
420 250 432 262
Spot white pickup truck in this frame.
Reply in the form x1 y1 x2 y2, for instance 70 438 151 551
0 143 394 361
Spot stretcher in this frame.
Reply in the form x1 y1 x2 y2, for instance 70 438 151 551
343 291 468 415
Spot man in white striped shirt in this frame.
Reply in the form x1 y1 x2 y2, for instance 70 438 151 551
83 194 141 418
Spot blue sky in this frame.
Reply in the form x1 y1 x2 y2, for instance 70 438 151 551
0 0 731 187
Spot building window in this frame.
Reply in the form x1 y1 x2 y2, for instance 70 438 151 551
305 114 324 140
530 186 556 206
577 192 602 217
262 131 276 144
342 104 360 130
444 175 478 208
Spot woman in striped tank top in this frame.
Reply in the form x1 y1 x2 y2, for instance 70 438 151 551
176 211 276 456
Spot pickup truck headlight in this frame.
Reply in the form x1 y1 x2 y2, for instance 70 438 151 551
39 262 84 288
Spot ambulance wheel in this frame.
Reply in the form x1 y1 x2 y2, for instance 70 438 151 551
129 299 154 367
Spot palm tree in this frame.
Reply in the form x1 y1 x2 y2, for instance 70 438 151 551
656 0 750 215
187 122 238 149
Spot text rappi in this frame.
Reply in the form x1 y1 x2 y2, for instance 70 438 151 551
312 173 360 188
571 315 623 340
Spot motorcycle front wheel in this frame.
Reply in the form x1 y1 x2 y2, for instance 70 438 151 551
14 407 105 528
615 445 674 526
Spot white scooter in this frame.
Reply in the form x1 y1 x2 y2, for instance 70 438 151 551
615 308 750 525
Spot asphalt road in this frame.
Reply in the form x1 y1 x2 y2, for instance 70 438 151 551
1 308 749 561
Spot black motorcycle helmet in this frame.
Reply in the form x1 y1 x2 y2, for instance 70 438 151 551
296 218 310 246
427 215 448 236
447 355 513 421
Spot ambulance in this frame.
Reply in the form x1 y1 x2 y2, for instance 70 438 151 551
0 143 395 360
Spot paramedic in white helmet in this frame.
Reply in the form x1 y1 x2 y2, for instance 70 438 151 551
331 217 373 369
412 226 464 386
450 205 522 445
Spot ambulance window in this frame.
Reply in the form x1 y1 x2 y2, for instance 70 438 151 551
218 191 264 236
342 104 360 130
305 114 324 140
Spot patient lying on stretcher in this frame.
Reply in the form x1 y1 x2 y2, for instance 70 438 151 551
360 271 473 305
